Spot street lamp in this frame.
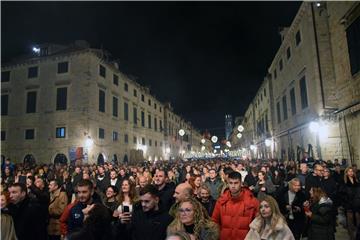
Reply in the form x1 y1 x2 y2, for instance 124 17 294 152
85 137 94 148
179 129 185 137
237 125 244 132
265 139 272 147
211 136 218 143
236 133 242 139
201 138 206 144
201 146 206 151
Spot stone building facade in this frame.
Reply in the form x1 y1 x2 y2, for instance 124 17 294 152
235 2 360 164
1 41 202 164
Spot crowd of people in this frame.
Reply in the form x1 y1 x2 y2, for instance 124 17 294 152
1 156 360 240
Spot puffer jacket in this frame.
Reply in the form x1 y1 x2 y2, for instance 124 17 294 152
212 188 259 240
308 197 335 240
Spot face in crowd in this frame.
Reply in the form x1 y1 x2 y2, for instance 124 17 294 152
121 180 130 193
77 185 93 204
209 169 217 180
48 180 59 193
9 185 26 205
140 193 159 212
228 177 241 197
200 188 210 202
314 165 324 177
110 170 117 180
138 176 148 188
178 201 195 226
194 176 201 188
289 179 301 193
173 183 191 203
260 200 272 219
154 170 166 187
106 186 117 199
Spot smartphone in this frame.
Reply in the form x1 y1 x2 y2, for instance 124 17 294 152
123 205 130 213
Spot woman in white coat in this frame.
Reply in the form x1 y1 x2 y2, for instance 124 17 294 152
245 195 295 240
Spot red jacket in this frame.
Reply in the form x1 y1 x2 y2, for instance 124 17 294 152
212 188 259 240
59 200 78 236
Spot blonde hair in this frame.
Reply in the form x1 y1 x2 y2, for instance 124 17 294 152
255 195 286 234
167 197 219 240
344 167 357 184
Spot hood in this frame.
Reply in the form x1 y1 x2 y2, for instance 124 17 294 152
319 196 333 205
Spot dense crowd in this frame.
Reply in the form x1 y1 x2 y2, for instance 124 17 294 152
1 156 359 240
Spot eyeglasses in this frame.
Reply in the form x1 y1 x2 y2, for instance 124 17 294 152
178 208 193 214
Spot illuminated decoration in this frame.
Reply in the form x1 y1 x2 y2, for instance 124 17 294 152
213 149 217 153
85 137 94 148
201 146 206 151
237 133 242 139
211 136 218 143
237 125 244 132
309 121 319 133
166 147 171 154
201 138 206 144
226 141 231 148
224 149 229 153
265 139 272 147
250 145 257 151
179 129 185 136
32 47 40 54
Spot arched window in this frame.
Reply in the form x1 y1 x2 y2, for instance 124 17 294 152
123 154 128 164
112 154 118 165
97 153 105 165
1 155 5 165
24 154 36 167
54 153 68 165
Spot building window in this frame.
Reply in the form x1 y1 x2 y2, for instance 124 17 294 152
133 107 138 125
113 131 118 141
124 134 128 143
148 99 151 106
133 89 137 97
155 141 157 147
346 16 360 75
148 114 152 128
25 129 35 140
277 101 281 123
295 30 302 46
300 76 309 109
142 137 145 145
160 141 163 147
149 139 152 146
133 136 137 144
99 128 105 139
124 83 128 92
141 111 145 127
154 117 158 131
265 113 269 132
112 96 118 117
124 102 129 121
1 71 10 82
154 103 157 109
264 88 266 97
26 91 37 113
99 65 106 78
57 62 69 74
274 69 277 79
99 89 105 113
56 127 66 138
286 47 291 60
290 88 296 115
1 95 8 115
160 107 162 112
160 119 163 131
56 87 67 110
28 66 38 78
282 95 288 120
1 131 5 141
279 59 283 71
113 74 119 86
141 94 145 102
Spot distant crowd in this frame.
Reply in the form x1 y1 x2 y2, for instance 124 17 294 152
1 156 360 240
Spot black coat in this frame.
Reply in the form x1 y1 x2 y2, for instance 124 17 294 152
308 199 335 240
158 183 175 212
8 197 48 240
117 204 173 240
305 174 322 199
199 196 216 217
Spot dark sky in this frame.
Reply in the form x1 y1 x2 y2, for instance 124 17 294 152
2 1 301 138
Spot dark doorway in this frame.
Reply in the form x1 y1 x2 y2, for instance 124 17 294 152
97 153 105 165
54 153 68 165
24 154 36 167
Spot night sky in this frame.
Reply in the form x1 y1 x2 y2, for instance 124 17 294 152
2 1 301 138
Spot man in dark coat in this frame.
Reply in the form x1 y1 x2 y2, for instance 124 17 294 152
305 164 323 199
8 183 48 240
277 178 306 240
117 184 173 240
153 169 175 212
